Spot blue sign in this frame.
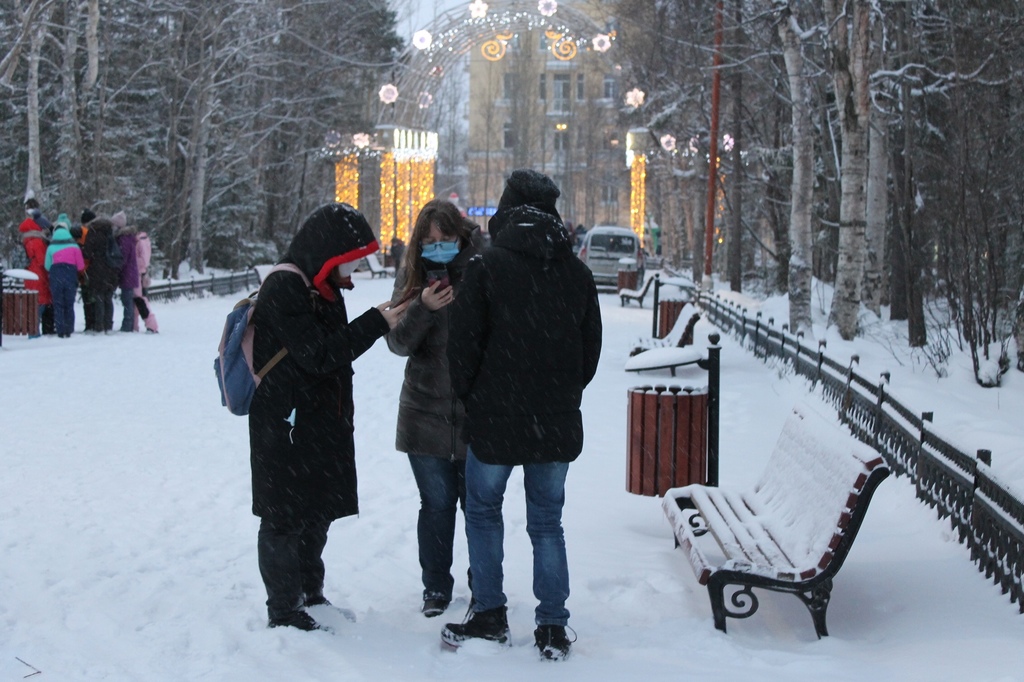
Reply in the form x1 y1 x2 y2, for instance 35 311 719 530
467 206 497 217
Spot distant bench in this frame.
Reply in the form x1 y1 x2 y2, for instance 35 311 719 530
365 253 395 278
662 404 890 637
618 274 657 307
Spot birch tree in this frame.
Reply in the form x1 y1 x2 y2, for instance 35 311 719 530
823 0 871 340
775 0 815 337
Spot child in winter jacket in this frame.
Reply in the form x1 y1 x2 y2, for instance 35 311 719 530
133 230 159 333
44 225 86 338
19 198 53 336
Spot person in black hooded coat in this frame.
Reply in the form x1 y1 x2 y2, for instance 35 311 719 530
249 202 408 631
441 170 602 659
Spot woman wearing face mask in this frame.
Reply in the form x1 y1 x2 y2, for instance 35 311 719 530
386 199 482 617
249 203 409 632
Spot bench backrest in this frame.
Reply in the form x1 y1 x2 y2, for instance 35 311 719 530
365 253 384 271
749 404 887 571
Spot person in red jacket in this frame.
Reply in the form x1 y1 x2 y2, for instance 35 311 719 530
19 197 53 337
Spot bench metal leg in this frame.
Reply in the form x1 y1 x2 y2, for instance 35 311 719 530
796 579 832 638
708 579 759 633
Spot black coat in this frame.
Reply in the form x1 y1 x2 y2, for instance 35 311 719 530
447 207 602 465
386 245 478 460
81 221 120 294
249 204 389 522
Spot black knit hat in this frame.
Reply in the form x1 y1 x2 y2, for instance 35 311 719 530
489 169 561 239
497 169 560 215
81 208 97 224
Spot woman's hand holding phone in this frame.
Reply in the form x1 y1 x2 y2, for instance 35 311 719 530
421 278 454 311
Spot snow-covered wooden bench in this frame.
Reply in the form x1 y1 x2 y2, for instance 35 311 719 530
365 253 395 278
662 404 890 637
619 273 657 307
625 310 704 376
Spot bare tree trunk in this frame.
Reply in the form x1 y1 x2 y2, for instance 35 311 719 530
824 0 871 340
778 4 814 337
25 10 48 197
862 17 887 317
0 0 48 86
58 0 84 212
83 0 99 91
728 0 744 293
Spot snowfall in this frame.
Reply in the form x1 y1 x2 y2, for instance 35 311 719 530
2 270 1023 682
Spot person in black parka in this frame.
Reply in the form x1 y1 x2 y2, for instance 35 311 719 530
441 170 602 660
249 203 408 632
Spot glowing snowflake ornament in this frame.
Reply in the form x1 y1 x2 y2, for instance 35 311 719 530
625 88 645 108
352 133 371 149
412 30 432 50
469 0 488 19
417 92 434 109
378 83 399 104
592 33 611 53
538 0 557 17
723 134 735 152
324 130 342 148
660 134 677 152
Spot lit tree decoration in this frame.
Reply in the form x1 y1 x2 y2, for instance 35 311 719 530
722 133 735 152
592 33 611 52
688 137 699 154
625 87 645 108
469 0 488 19
538 0 557 17
660 134 677 152
413 30 432 50
378 83 399 104
324 130 342 148
417 92 434 109
352 133 371 149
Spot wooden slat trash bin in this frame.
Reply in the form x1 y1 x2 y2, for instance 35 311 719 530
657 299 687 339
2 290 39 336
627 385 709 496
617 269 638 292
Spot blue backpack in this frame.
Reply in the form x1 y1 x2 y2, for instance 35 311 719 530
214 264 309 415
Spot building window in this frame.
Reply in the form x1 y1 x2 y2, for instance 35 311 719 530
554 129 569 151
539 73 546 100
504 123 516 149
601 184 618 205
577 73 585 100
553 73 570 112
603 75 618 100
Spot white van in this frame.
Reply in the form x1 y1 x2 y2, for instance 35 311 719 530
577 226 645 285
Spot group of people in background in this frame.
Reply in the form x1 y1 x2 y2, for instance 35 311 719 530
17 196 159 338
247 169 602 662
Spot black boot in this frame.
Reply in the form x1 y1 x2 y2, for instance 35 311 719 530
268 610 328 632
534 624 573 660
441 606 510 648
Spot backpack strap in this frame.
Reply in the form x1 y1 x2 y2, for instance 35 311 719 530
254 263 312 380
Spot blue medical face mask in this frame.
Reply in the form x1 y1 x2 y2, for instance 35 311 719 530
420 240 460 264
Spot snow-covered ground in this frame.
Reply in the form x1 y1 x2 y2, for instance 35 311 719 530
2 273 1022 681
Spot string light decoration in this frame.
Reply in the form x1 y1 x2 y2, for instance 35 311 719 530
660 134 676 152
538 0 557 17
469 0 488 19
379 83 399 104
334 154 360 208
481 31 513 61
592 33 611 52
625 87 645 109
413 30 433 50
378 127 439 244
626 130 647 244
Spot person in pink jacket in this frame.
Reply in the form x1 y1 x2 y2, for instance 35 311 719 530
44 223 86 338
133 229 159 333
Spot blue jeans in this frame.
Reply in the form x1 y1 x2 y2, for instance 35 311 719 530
49 264 78 336
408 454 466 600
465 448 570 626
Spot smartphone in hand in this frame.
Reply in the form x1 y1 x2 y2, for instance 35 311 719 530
426 269 451 291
